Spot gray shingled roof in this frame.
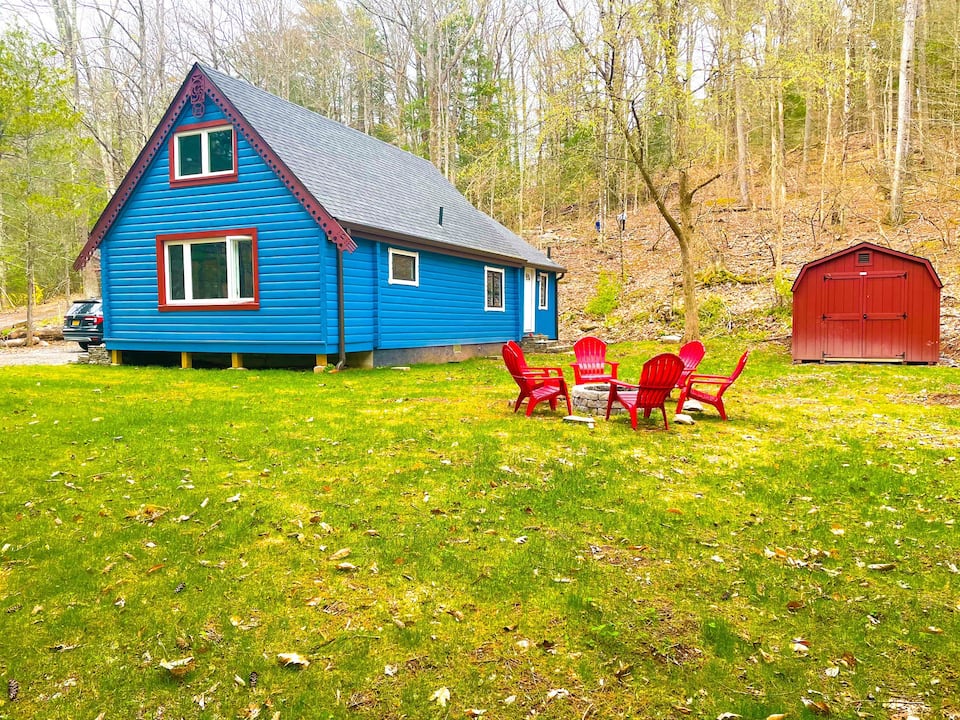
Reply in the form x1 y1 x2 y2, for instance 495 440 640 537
202 66 563 272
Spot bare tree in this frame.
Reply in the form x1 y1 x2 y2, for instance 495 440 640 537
889 0 919 224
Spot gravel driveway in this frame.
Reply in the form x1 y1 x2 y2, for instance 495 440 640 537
0 341 83 367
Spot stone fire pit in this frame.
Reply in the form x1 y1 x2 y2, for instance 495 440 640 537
571 383 623 416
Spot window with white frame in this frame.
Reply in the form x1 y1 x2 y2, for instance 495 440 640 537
388 248 419 286
538 272 549 309
159 232 256 307
485 267 505 311
172 124 235 181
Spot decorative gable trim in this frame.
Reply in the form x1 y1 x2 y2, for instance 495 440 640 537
74 64 355 271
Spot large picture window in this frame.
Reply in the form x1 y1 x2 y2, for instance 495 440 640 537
388 248 419 286
156 229 258 310
169 121 237 186
485 267 505 311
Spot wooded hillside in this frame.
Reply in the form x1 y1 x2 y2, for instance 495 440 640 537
0 0 956 353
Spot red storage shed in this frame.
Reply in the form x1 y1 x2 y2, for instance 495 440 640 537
792 242 942 364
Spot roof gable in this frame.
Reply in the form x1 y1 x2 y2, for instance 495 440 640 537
791 241 943 291
75 64 356 270
197 66 561 271
77 64 562 273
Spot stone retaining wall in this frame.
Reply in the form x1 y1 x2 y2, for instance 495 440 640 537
75 345 112 366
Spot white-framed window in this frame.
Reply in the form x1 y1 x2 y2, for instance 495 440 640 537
538 272 549 309
485 266 505 311
172 123 235 181
158 231 256 308
388 248 419 286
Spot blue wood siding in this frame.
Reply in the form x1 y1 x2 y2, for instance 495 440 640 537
323 238 376 351
101 97 328 354
326 239 521 350
100 95 553 357
535 272 558 339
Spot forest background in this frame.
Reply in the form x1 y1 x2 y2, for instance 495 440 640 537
0 0 957 353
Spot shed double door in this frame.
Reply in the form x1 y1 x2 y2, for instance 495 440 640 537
821 271 907 360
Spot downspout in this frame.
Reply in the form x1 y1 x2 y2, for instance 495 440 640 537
336 246 346 370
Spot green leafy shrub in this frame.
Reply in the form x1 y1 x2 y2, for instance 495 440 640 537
585 270 621 317
697 292 731 331
767 269 794 318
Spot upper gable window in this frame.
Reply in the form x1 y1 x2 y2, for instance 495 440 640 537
388 248 419 286
170 121 237 186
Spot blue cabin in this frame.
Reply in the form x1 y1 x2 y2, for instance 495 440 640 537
74 64 564 369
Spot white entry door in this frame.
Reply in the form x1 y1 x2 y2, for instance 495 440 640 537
523 268 536 334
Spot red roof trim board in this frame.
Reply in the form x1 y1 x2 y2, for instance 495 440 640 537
791 241 942 291
74 64 355 271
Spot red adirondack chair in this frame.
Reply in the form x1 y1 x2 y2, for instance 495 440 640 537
605 353 684 430
676 340 706 389
502 341 572 417
675 351 749 420
570 336 619 384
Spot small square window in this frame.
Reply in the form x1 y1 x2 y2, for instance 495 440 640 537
170 122 237 186
485 267 505 311
388 248 419 286
538 272 549 310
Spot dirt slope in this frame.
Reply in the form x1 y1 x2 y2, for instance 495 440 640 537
533 194 959 362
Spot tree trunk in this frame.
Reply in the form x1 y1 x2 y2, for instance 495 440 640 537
890 0 920 225
26 243 35 347
734 69 750 207
0 192 6 310
819 77 833 229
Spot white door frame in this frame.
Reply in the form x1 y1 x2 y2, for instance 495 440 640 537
523 267 536 334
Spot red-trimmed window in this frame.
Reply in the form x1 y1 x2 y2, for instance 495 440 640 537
157 229 259 311
169 121 237 187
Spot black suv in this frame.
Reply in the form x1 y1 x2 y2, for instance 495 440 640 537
63 299 104 349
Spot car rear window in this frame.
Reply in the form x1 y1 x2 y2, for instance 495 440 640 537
69 301 100 315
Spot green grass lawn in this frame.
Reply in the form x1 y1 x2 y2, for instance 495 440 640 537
1 340 958 719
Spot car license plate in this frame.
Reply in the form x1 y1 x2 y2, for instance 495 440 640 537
71 320 80 326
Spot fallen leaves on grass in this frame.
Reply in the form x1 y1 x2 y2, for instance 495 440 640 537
125 505 168 522
430 687 451 707
159 656 195 678
230 616 260 630
277 652 310 668
801 697 831 715
329 547 351 561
